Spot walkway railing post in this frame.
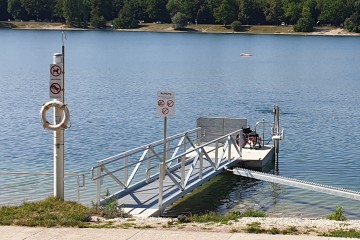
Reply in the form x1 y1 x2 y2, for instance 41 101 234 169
124 156 129 187
181 136 186 188
239 130 243 156
215 141 219 168
199 149 203 179
96 164 101 205
146 148 151 182
228 136 232 162
181 156 185 188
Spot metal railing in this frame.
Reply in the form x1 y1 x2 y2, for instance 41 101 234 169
158 129 243 213
254 119 276 146
0 172 85 203
91 127 203 205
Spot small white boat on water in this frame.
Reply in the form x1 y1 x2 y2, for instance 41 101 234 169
240 53 252 57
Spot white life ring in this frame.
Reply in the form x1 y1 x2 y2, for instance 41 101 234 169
40 100 70 131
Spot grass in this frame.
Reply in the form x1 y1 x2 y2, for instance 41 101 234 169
188 209 266 224
244 222 266 233
0 197 92 227
322 229 360 238
189 211 241 224
244 222 299 235
326 205 347 221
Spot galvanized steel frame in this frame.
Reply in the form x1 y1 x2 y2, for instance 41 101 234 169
91 128 203 205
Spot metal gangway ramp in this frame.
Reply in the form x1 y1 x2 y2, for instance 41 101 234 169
232 168 360 201
91 127 244 217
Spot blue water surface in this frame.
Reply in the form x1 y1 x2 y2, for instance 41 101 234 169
1 30 360 218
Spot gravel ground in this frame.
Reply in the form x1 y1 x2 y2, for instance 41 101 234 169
91 216 360 236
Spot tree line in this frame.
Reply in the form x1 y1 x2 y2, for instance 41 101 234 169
1 0 360 32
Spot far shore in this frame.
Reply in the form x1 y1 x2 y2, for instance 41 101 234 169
1 21 359 37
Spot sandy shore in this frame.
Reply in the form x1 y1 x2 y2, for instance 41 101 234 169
89 216 360 236
1 21 359 36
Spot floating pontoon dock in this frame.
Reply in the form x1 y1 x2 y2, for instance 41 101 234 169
91 114 280 217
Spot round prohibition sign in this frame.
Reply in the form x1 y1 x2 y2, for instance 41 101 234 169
158 100 165 107
162 108 169 115
167 100 174 107
50 83 62 94
50 65 62 77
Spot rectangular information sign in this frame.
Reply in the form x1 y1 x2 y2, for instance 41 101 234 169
157 91 175 117
50 63 63 101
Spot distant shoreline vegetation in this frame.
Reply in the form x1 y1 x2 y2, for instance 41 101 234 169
1 0 360 34
1 21 359 37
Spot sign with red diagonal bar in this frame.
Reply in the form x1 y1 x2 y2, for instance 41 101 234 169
157 91 175 117
50 63 63 101
50 83 62 94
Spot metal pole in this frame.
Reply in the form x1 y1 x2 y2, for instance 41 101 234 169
96 165 101 205
274 105 280 154
163 116 167 177
158 162 164 214
159 116 167 215
53 53 64 200
262 118 265 147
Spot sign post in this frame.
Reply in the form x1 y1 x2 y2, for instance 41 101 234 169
157 91 175 214
49 33 66 200
51 54 65 200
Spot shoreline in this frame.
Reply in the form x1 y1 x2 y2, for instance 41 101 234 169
83 215 360 236
1 21 359 37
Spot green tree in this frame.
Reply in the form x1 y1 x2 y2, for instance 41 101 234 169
113 0 138 28
294 6 313 31
264 0 284 24
0 0 10 20
8 0 27 19
99 0 113 20
282 0 303 24
63 0 89 27
196 0 215 24
238 0 254 25
146 0 170 22
345 12 360 32
213 0 238 26
345 1 360 33
111 0 124 19
90 0 106 28
317 0 351 25
166 0 200 22
53 0 64 21
172 11 187 29
20 0 55 21
231 20 242 31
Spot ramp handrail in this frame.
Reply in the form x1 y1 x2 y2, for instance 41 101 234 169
158 128 244 213
91 127 203 205
0 172 85 203
254 120 274 146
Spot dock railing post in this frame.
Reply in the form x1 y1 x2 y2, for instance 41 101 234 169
181 156 185 188
146 149 151 182
124 156 129 187
262 118 265 147
228 136 232 162
199 149 203 179
215 141 219 168
96 164 101 206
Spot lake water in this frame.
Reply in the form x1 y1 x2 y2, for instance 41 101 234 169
1 30 360 218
